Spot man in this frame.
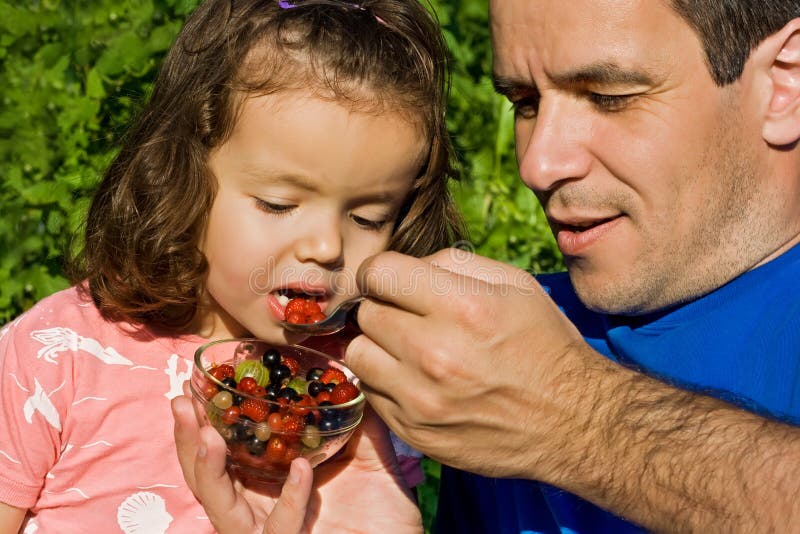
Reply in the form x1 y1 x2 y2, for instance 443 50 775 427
173 0 800 531
344 0 800 531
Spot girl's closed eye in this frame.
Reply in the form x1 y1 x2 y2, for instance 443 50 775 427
255 198 296 215
350 212 391 231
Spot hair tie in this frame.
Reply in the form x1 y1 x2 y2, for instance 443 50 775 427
278 0 386 25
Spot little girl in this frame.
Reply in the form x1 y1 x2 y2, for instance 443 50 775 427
0 0 463 531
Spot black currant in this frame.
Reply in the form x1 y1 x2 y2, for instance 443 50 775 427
262 348 281 368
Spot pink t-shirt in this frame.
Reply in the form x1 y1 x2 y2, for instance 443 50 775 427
0 287 215 532
0 286 422 533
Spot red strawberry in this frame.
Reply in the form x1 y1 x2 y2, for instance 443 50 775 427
281 414 306 442
319 368 347 385
240 398 269 423
285 298 308 316
286 311 305 324
330 382 360 404
309 312 326 323
209 363 235 381
315 391 331 404
304 300 322 315
281 356 300 377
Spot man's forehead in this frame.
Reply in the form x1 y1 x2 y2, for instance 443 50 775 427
489 0 691 84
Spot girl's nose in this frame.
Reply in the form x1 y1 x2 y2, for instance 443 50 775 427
294 215 344 269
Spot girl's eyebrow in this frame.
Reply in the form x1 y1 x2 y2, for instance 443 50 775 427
243 168 406 203
244 169 320 192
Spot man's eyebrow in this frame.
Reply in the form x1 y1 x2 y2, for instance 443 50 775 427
551 63 656 87
492 74 529 97
492 63 656 96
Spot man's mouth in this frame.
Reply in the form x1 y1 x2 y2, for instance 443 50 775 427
556 217 618 233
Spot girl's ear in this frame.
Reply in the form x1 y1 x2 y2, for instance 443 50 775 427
762 19 800 146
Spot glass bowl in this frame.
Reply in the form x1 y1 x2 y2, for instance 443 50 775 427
190 338 365 484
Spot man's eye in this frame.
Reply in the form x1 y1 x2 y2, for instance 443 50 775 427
351 214 388 231
255 198 296 214
510 95 540 119
588 93 635 112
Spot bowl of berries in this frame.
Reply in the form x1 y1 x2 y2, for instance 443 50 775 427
190 338 365 484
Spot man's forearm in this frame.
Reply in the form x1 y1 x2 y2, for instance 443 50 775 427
549 346 800 532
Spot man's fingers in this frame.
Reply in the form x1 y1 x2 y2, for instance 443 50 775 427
345 333 407 399
424 248 542 293
263 459 313 534
356 251 452 314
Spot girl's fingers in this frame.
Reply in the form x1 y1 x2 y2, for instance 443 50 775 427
171 392 202 489
263 459 313 534
191 426 262 532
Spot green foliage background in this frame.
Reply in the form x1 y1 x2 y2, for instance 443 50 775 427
0 0 562 530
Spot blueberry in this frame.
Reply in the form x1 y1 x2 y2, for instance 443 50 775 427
278 387 300 401
221 377 237 389
307 380 323 397
232 423 252 442
265 383 281 401
324 382 336 393
246 436 267 456
318 402 339 421
319 419 339 432
271 364 291 384
262 349 281 368
306 367 325 381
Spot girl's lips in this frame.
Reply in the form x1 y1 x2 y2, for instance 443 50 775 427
267 293 287 321
555 216 623 256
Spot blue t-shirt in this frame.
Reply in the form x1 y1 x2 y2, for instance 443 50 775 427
435 242 800 533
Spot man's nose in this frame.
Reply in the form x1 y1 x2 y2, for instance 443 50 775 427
516 96 593 193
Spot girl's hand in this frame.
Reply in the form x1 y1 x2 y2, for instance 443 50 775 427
172 385 422 533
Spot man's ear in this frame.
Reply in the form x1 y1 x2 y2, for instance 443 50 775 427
762 19 800 146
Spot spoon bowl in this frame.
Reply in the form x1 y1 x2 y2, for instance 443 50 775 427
280 296 364 336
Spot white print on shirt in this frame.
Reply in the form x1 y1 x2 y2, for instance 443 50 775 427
23 378 63 431
0 449 21 464
117 491 174 534
164 354 191 400
30 327 134 365
43 487 89 499
22 518 38 533
46 443 74 479
0 315 24 343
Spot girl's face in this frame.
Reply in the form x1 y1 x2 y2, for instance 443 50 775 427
196 90 427 343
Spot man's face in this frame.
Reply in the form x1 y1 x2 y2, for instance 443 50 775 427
490 0 779 314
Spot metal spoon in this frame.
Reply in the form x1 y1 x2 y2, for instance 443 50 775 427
280 296 365 336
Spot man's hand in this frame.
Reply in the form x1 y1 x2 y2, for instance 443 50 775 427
172 384 423 533
343 249 609 479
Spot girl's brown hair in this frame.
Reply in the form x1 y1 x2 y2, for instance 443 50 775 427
69 0 465 330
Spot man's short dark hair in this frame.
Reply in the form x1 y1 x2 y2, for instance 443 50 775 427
671 0 800 85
